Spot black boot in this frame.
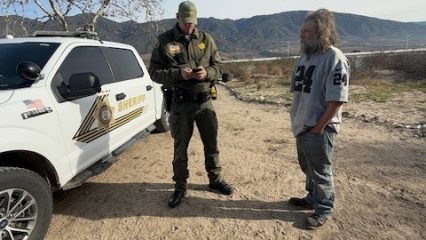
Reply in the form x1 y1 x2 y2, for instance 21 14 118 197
209 181 233 195
168 190 186 208
288 197 314 210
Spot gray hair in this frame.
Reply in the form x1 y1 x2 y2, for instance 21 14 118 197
305 9 339 51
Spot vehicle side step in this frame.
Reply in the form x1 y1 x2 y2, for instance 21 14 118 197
62 124 155 191
62 154 116 190
112 125 155 156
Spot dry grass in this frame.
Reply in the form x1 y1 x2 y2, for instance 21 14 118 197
349 52 426 82
223 52 426 104
223 59 297 82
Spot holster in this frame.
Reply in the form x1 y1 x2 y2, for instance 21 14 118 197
172 88 211 104
162 87 173 111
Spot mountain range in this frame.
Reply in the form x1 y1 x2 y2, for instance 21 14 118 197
1 11 426 58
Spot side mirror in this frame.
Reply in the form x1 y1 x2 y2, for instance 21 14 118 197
69 72 100 92
16 61 41 81
58 72 101 100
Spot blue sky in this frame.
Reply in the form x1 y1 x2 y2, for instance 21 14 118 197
2 0 425 23
162 0 426 22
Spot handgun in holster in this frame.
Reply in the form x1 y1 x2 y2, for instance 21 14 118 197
161 86 173 111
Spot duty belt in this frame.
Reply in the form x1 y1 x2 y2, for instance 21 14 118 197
172 88 211 104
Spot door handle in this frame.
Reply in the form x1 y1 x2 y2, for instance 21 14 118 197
115 93 126 101
146 85 153 91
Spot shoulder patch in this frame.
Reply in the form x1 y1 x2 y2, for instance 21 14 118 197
167 43 182 57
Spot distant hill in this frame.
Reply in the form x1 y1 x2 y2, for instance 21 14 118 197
1 11 426 58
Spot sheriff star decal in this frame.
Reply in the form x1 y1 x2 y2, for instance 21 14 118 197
73 94 145 143
93 97 115 131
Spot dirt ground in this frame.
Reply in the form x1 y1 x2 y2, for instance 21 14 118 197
45 85 425 240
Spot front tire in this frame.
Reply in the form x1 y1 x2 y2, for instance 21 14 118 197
0 167 52 240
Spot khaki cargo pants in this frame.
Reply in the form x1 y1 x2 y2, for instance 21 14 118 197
169 99 222 191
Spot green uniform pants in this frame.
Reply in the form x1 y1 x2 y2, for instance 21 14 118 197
169 99 222 191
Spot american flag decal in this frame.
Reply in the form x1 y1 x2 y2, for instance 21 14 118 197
21 99 52 120
23 99 45 110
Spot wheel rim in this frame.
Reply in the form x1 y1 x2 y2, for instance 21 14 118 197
0 189 38 240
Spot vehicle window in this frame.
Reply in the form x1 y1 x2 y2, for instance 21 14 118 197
0 42 59 90
102 47 144 82
54 46 114 87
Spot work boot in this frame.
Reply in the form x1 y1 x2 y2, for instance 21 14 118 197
168 190 186 208
209 181 233 195
306 213 331 230
288 197 314 210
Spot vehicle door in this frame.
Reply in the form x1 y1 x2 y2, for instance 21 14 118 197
100 46 157 142
49 44 155 175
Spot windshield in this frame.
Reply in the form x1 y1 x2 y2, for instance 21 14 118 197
0 42 59 90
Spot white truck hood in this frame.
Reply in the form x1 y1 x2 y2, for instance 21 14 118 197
0 90 13 104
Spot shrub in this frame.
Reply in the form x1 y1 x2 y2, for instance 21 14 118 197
257 64 269 75
224 51 426 84
354 52 426 80
269 65 284 76
224 58 297 81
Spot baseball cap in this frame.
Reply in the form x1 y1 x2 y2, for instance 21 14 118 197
178 1 197 24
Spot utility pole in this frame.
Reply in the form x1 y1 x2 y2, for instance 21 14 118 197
405 35 409 49
287 41 290 57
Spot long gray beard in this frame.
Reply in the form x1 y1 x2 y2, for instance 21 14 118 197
301 40 320 55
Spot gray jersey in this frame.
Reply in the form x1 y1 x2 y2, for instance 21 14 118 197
290 46 350 136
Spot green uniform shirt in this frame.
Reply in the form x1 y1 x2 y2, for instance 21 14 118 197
149 24 223 95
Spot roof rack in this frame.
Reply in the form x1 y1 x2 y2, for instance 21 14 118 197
33 31 99 40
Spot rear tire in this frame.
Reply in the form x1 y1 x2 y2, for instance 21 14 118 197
0 167 52 240
154 98 170 133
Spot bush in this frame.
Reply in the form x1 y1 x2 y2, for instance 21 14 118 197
224 51 426 84
389 53 426 79
224 58 297 82
351 52 426 81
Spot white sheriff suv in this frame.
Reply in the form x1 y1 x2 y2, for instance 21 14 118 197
0 31 169 239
